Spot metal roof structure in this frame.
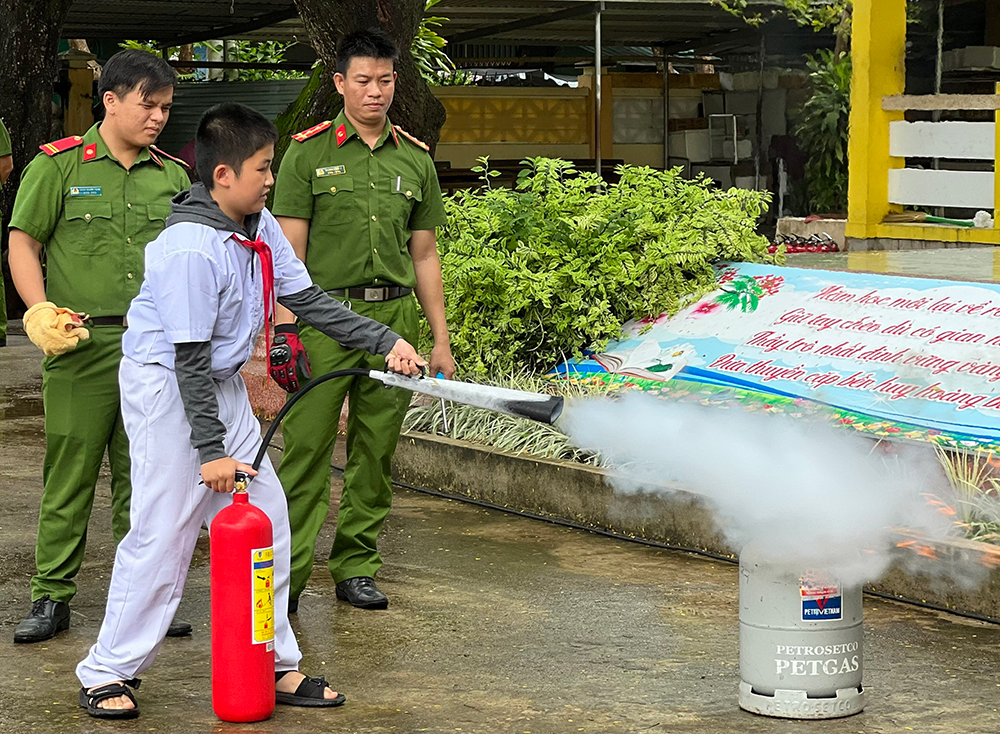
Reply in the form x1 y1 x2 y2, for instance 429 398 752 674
60 0 828 56
62 1 299 45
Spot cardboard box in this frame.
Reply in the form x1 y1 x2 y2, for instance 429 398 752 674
668 129 711 162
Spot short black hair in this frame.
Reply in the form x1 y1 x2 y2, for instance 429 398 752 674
336 29 398 75
98 49 177 101
196 103 277 189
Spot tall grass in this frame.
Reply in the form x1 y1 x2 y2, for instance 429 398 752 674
403 372 615 467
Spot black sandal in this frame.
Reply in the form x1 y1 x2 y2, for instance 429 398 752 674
79 678 141 719
275 671 346 707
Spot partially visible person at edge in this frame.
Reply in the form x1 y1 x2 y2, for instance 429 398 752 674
270 29 455 612
7 49 194 643
0 116 13 346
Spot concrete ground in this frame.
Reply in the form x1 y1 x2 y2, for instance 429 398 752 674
2 340 1000 733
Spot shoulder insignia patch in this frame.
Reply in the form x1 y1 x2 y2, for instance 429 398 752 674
292 120 332 142
39 136 84 157
393 125 430 152
150 145 190 168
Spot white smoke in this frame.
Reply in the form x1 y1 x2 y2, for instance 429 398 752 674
560 392 962 587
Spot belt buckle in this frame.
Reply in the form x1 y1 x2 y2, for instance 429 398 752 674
364 287 385 302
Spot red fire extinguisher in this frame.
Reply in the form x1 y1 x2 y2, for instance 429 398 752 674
210 473 275 722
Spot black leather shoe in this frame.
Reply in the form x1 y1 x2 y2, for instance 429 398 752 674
288 597 299 614
335 577 388 609
14 596 70 643
165 619 192 637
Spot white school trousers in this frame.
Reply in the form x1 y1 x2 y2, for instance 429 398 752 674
77 356 302 687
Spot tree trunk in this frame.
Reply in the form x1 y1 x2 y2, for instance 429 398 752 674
177 43 195 76
281 0 446 160
0 0 74 316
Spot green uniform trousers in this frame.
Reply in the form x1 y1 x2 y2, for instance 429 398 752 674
0 274 6 343
33 326 130 603
279 296 417 597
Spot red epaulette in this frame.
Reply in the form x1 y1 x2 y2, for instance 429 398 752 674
291 120 332 142
39 135 84 156
393 125 430 152
150 145 190 168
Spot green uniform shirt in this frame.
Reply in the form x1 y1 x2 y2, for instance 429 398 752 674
0 118 11 218
272 111 446 290
0 118 11 160
9 123 189 317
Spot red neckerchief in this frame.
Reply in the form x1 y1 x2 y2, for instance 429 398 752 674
231 233 276 354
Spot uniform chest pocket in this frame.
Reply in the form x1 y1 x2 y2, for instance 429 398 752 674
147 204 171 224
65 199 113 224
386 178 422 225
63 200 114 255
312 175 357 224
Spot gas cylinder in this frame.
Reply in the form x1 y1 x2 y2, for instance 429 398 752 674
210 477 276 722
738 543 865 719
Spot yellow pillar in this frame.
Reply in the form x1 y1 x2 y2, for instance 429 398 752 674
845 0 907 242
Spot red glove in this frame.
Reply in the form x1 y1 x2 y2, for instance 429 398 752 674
268 324 312 393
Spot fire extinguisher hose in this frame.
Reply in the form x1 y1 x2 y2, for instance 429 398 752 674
251 368 373 473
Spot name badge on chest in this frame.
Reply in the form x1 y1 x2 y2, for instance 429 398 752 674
69 186 102 197
315 166 346 178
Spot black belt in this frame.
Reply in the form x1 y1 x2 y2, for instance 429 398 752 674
88 316 128 327
326 285 412 302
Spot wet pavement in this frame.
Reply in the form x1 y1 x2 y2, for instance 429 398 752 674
2 340 1000 733
787 247 1000 283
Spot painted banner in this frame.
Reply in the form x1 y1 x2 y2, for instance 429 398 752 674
555 262 1000 451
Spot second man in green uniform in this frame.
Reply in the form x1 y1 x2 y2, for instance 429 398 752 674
272 30 454 610
8 50 192 641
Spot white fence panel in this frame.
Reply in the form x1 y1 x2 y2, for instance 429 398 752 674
889 121 995 160
887 168 994 208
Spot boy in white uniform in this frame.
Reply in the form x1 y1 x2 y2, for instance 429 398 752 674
75 103 425 719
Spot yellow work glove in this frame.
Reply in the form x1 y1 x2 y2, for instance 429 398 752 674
23 301 90 356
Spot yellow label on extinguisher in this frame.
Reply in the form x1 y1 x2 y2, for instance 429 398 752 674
251 547 275 644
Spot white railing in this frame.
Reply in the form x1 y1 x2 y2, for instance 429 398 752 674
882 91 1000 214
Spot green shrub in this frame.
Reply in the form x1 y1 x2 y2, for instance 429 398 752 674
795 50 851 214
433 157 774 377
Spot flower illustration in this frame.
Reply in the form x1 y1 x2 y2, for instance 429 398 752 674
692 301 721 317
753 274 785 297
717 267 739 285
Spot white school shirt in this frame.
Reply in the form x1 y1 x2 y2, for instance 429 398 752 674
123 207 313 380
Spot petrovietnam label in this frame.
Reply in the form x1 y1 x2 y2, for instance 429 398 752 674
800 575 842 621
252 547 275 644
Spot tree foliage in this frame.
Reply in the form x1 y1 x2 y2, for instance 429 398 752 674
711 0 851 30
434 158 776 378
120 40 307 81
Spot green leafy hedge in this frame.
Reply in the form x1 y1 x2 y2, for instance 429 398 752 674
433 157 774 378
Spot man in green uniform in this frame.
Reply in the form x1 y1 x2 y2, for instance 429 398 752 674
272 29 454 611
0 117 13 346
8 50 192 642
